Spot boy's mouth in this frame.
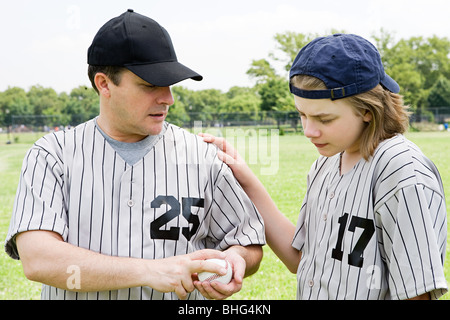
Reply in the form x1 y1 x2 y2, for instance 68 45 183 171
313 143 328 148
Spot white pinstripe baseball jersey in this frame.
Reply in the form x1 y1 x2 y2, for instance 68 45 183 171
5 119 265 300
292 134 448 300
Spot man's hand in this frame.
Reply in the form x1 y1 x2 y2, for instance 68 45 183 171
194 245 262 300
145 250 228 300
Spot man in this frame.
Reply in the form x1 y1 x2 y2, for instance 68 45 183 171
5 9 265 300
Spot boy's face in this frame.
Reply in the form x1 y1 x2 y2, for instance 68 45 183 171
294 95 371 158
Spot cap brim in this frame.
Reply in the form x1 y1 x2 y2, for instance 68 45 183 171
126 61 203 87
380 74 400 94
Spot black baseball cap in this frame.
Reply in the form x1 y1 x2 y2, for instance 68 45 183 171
88 9 203 87
289 34 399 100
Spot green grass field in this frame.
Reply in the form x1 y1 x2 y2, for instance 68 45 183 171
0 130 449 300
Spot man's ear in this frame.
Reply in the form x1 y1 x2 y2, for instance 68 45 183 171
94 73 111 98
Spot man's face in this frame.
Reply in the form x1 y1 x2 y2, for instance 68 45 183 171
100 69 174 142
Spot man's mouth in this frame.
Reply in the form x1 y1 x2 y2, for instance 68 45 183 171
148 112 166 119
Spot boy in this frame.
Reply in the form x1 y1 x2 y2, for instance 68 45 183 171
201 34 447 300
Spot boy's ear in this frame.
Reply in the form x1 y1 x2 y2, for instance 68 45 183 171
94 73 111 98
363 110 373 123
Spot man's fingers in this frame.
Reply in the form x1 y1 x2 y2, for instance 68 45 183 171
188 259 227 276
189 249 226 261
175 284 188 300
197 279 233 300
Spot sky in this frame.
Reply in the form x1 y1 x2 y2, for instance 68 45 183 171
1 0 449 94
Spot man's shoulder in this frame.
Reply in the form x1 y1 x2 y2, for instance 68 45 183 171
31 119 95 158
163 122 218 153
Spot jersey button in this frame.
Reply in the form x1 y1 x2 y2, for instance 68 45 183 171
308 280 314 287
329 191 335 199
127 199 134 207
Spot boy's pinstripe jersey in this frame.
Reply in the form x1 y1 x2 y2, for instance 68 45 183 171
292 134 447 300
5 119 265 300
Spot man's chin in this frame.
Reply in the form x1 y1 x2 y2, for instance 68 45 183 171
146 122 165 136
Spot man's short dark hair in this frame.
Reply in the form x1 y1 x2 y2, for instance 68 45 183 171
88 65 126 94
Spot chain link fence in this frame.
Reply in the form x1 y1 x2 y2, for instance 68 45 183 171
2 107 450 141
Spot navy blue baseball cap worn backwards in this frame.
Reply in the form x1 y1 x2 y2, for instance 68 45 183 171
289 34 400 100
88 9 203 87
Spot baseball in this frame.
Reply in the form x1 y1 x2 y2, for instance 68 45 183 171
198 259 233 284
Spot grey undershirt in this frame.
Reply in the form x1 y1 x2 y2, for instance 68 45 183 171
94 118 165 166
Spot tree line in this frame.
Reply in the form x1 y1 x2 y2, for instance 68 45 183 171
1 30 450 128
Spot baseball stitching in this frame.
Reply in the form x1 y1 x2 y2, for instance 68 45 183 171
204 261 229 282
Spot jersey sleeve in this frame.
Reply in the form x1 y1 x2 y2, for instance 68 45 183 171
291 157 322 251
4 139 68 260
375 184 448 300
205 156 266 250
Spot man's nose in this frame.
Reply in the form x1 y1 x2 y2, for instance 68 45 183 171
156 86 174 106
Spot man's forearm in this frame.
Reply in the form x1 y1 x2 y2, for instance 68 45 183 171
225 245 263 277
16 230 227 298
16 230 151 292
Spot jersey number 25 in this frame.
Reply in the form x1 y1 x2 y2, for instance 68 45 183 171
150 195 204 241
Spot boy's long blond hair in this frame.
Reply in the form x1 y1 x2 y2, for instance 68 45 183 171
291 75 410 161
